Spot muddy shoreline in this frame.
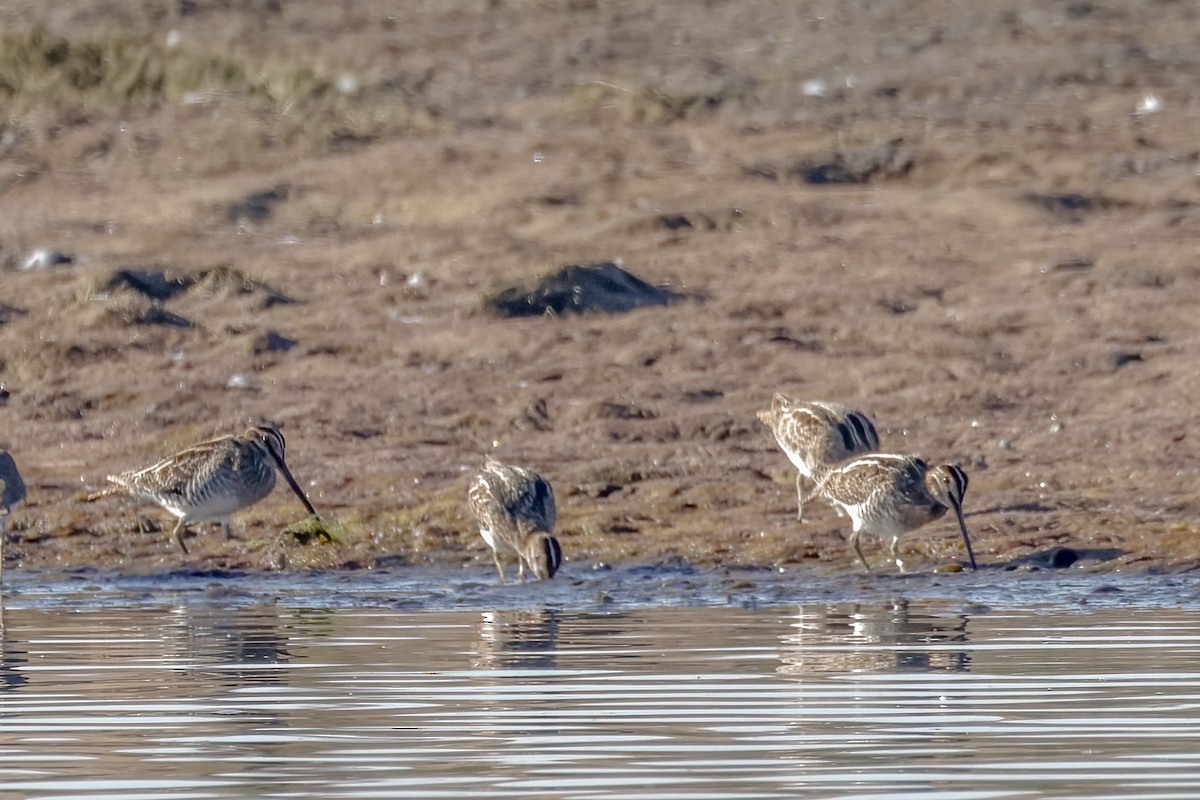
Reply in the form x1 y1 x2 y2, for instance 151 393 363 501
2 1 1200 578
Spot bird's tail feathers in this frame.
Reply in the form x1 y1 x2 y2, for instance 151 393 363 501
84 482 125 503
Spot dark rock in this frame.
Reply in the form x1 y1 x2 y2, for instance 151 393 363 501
997 501 1055 513
0 303 26 325
1032 193 1092 212
766 328 823 351
744 139 915 185
1044 256 1094 273
537 193 580 207
982 393 1018 411
1111 352 1143 368
878 297 913 315
594 401 656 420
683 388 723 403
1047 547 1080 569
484 262 681 317
138 305 193 328
253 331 297 354
1024 192 1126 222
107 269 192 301
798 162 865 185
1008 545 1123 570
227 184 291 225
109 298 193 328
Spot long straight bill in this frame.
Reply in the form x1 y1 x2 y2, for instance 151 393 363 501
274 458 318 516
953 503 977 570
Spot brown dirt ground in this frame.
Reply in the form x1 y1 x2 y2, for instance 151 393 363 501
2 0 1200 577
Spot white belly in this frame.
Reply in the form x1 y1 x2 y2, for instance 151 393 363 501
841 501 867 532
157 492 250 524
843 501 908 537
479 526 518 555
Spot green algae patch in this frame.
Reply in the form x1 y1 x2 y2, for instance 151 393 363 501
281 514 347 546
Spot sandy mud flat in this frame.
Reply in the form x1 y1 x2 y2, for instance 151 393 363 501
1 1 1198 581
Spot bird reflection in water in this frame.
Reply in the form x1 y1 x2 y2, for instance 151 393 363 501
0 617 29 691
167 603 299 688
473 609 560 669
777 599 970 677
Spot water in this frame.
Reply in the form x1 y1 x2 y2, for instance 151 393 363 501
2 566 1200 799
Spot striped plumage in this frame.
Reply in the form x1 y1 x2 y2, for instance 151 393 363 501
468 456 561 582
0 450 27 584
104 423 316 554
813 453 976 573
757 394 880 521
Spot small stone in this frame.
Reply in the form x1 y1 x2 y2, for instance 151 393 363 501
20 248 73 271
1111 352 1143 368
227 184 291 225
252 331 297 354
1134 93 1162 116
227 373 254 390
1042 256 1094 274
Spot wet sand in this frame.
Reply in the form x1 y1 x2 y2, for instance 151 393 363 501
2 0 1199 578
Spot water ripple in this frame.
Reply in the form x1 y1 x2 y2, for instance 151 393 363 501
0 587 1199 798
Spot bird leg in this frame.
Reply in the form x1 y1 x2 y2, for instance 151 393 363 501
848 529 872 573
492 550 507 583
888 536 907 573
795 472 806 522
1 482 6 586
172 519 190 555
